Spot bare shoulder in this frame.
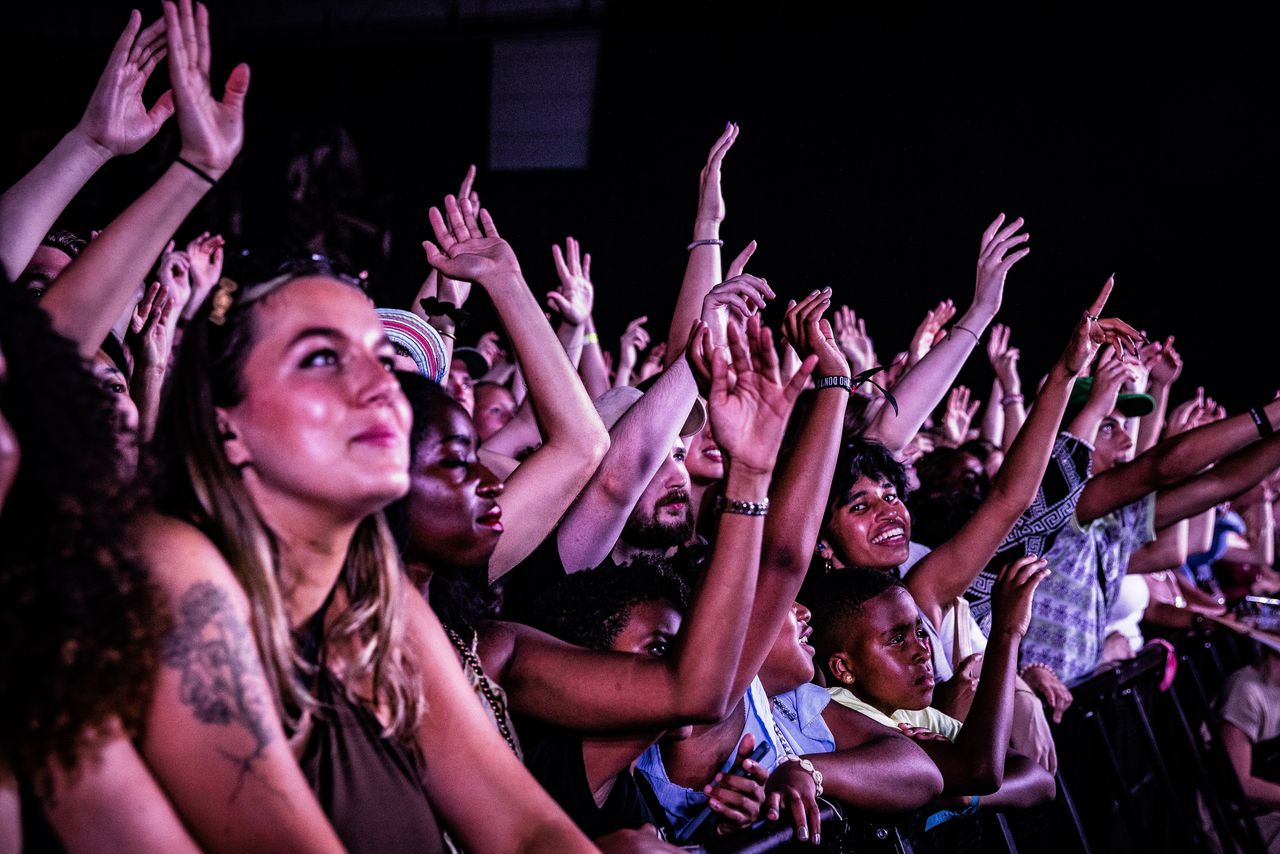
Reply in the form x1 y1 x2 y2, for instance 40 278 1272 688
821 697 898 747
130 512 248 608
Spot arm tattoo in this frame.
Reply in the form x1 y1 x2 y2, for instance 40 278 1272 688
161 581 278 800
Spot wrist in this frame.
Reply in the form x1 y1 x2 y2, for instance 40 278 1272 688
177 148 232 181
64 126 114 166
692 218 722 241
479 270 527 295
725 466 772 495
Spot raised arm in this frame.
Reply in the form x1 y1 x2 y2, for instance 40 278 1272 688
579 315 612 398
862 214 1029 453
556 274 770 573
1135 336 1182 453
422 198 610 579
907 283 1132 622
988 323 1026 449
1078 393 1280 525
492 319 813 731
1152 432 1280 530
0 11 173 282
41 0 247 358
413 167 480 366
614 316 650 388
664 124 737 364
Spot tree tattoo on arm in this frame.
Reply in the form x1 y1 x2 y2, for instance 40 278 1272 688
161 581 279 801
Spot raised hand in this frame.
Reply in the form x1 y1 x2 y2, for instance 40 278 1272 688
183 231 224 318
1063 277 1143 375
707 316 816 476
1089 357 1138 415
1166 388 1208 437
973 214 1031 314
991 554 1051 640
549 237 594 326
132 281 180 371
423 196 520 285
1142 335 1184 386
163 0 250 179
475 330 506 370
986 323 1022 390
637 342 666 383
833 305 876 374
617 316 650 374
942 385 981 446
909 299 956 364
157 243 193 316
784 288 849 379
697 122 738 227
74 11 175 158
700 273 775 327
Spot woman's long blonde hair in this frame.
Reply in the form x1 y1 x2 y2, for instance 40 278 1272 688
155 271 422 743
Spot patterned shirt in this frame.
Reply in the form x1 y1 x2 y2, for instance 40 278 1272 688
966 432 1094 630
1019 493 1157 680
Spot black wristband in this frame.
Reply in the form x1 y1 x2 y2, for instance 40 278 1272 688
419 297 470 328
176 156 218 186
1251 406 1274 438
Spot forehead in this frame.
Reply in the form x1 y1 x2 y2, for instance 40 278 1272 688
475 384 514 406
620 599 682 636
416 400 477 451
27 245 73 275
251 276 383 345
857 587 918 634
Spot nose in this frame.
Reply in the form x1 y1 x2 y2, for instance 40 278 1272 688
794 602 812 623
661 452 690 490
354 354 400 406
476 464 505 499
910 630 931 662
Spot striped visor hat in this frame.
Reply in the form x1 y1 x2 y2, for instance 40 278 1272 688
376 308 448 384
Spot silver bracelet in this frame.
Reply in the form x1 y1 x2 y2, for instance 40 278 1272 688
716 495 769 517
687 238 724 251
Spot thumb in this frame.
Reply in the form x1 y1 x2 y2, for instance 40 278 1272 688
147 89 176 125
222 63 251 112
546 291 569 313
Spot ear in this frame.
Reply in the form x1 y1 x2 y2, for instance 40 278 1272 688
827 651 857 686
215 406 252 468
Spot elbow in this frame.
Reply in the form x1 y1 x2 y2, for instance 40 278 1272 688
582 429 610 470
676 689 734 725
968 759 1004 796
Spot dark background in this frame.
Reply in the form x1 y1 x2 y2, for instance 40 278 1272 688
4 4 1276 410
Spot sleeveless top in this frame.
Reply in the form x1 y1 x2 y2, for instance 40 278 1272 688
294 606 446 854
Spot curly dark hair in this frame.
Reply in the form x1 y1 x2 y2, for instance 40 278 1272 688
823 437 910 533
807 566 904 683
527 560 690 651
0 294 161 793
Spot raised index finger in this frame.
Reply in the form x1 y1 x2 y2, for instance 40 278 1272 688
1087 276 1114 318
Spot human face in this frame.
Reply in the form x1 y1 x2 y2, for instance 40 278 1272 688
91 351 139 473
831 587 934 715
933 452 988 500
621 440 693 550
473 383 517 442
759 602 816 695
1092 408 1135 473
684 423 724 485
610 599 683 659
446 360 475 415
610 599 693 739
15 246 73 299
220 277 411 522
406 401 505 570
825 474 910 569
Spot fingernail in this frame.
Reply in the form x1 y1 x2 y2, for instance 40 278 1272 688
815 833 822 845
710 799 721 809
810 289 819 296
741 760 752 771
798 827 809 841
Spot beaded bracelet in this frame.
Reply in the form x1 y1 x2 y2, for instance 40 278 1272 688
778 756 824 797
1001 393 1024 406
715 496 769 517
1019 661 1058 680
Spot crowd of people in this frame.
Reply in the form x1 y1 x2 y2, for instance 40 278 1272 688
4 4 1280 852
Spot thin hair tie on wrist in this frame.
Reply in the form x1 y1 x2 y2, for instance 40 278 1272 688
176 157 218 186
687 238 724 251
952 324 980 342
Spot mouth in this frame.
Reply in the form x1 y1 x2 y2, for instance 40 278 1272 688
352 425 402 448
656 492 690 513
914 668 935 689
702 447 723 463
477 506 504 532
870 522 907 546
